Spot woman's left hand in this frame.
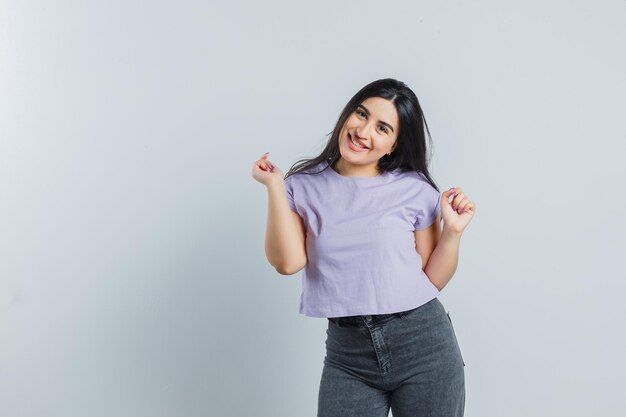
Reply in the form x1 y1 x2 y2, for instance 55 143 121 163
441 187 476 233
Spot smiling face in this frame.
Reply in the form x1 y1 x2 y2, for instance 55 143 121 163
335 96 399 177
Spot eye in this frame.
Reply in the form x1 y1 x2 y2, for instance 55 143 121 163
356 110 366 117
379 125 388 134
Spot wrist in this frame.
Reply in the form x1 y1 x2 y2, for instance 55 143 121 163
442 223 463 237
266 176 285 190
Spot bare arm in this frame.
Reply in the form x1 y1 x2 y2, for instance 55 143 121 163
423 223 461 291
414 213 442 271
264 177 307 275
423 186 475 291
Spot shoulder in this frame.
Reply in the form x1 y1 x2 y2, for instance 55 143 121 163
392 169 439 193
284 164 326 195
285 162 327 183
390 168 425 181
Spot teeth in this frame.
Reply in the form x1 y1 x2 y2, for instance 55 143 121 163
350 134 365 149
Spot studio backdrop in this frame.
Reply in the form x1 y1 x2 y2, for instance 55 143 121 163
1 1 624 416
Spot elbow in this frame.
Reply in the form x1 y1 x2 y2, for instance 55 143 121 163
275 259 306 276
427 276 444 292
423 267 443 291
275 266 296 275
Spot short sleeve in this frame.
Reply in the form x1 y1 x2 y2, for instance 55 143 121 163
283 175 297 212
413 185 442 230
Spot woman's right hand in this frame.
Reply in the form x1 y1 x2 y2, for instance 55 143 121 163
252 152 284 186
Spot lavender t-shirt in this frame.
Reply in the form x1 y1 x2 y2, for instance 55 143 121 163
284 161 442 318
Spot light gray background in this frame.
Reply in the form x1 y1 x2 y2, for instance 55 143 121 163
1 1 624 416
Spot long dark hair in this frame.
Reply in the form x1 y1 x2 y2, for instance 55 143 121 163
284 78 439 193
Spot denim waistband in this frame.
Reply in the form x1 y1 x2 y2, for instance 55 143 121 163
328 309 410 327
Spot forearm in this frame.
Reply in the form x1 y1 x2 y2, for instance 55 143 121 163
265 179 306 273
424 224 462 291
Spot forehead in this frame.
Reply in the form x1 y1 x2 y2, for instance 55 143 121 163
359 97 399 129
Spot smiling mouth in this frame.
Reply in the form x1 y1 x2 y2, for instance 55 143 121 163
349 132 369 149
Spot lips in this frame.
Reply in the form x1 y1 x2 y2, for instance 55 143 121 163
349 132 369 149
346 133 368 152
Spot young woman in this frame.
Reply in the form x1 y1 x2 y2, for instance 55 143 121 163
251 78 475 417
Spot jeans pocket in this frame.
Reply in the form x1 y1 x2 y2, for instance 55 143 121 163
446 312 465 367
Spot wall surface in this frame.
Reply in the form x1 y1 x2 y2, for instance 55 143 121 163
1 1 625 416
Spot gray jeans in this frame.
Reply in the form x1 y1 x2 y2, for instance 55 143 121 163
319 297 465 417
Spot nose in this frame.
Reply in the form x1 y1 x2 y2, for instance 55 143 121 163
356 122 373 140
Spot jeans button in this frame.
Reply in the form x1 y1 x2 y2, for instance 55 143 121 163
365 315 372 321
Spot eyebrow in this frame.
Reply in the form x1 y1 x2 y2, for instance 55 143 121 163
358 104 395 133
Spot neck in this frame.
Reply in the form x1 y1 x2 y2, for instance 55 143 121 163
334 159 381 177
